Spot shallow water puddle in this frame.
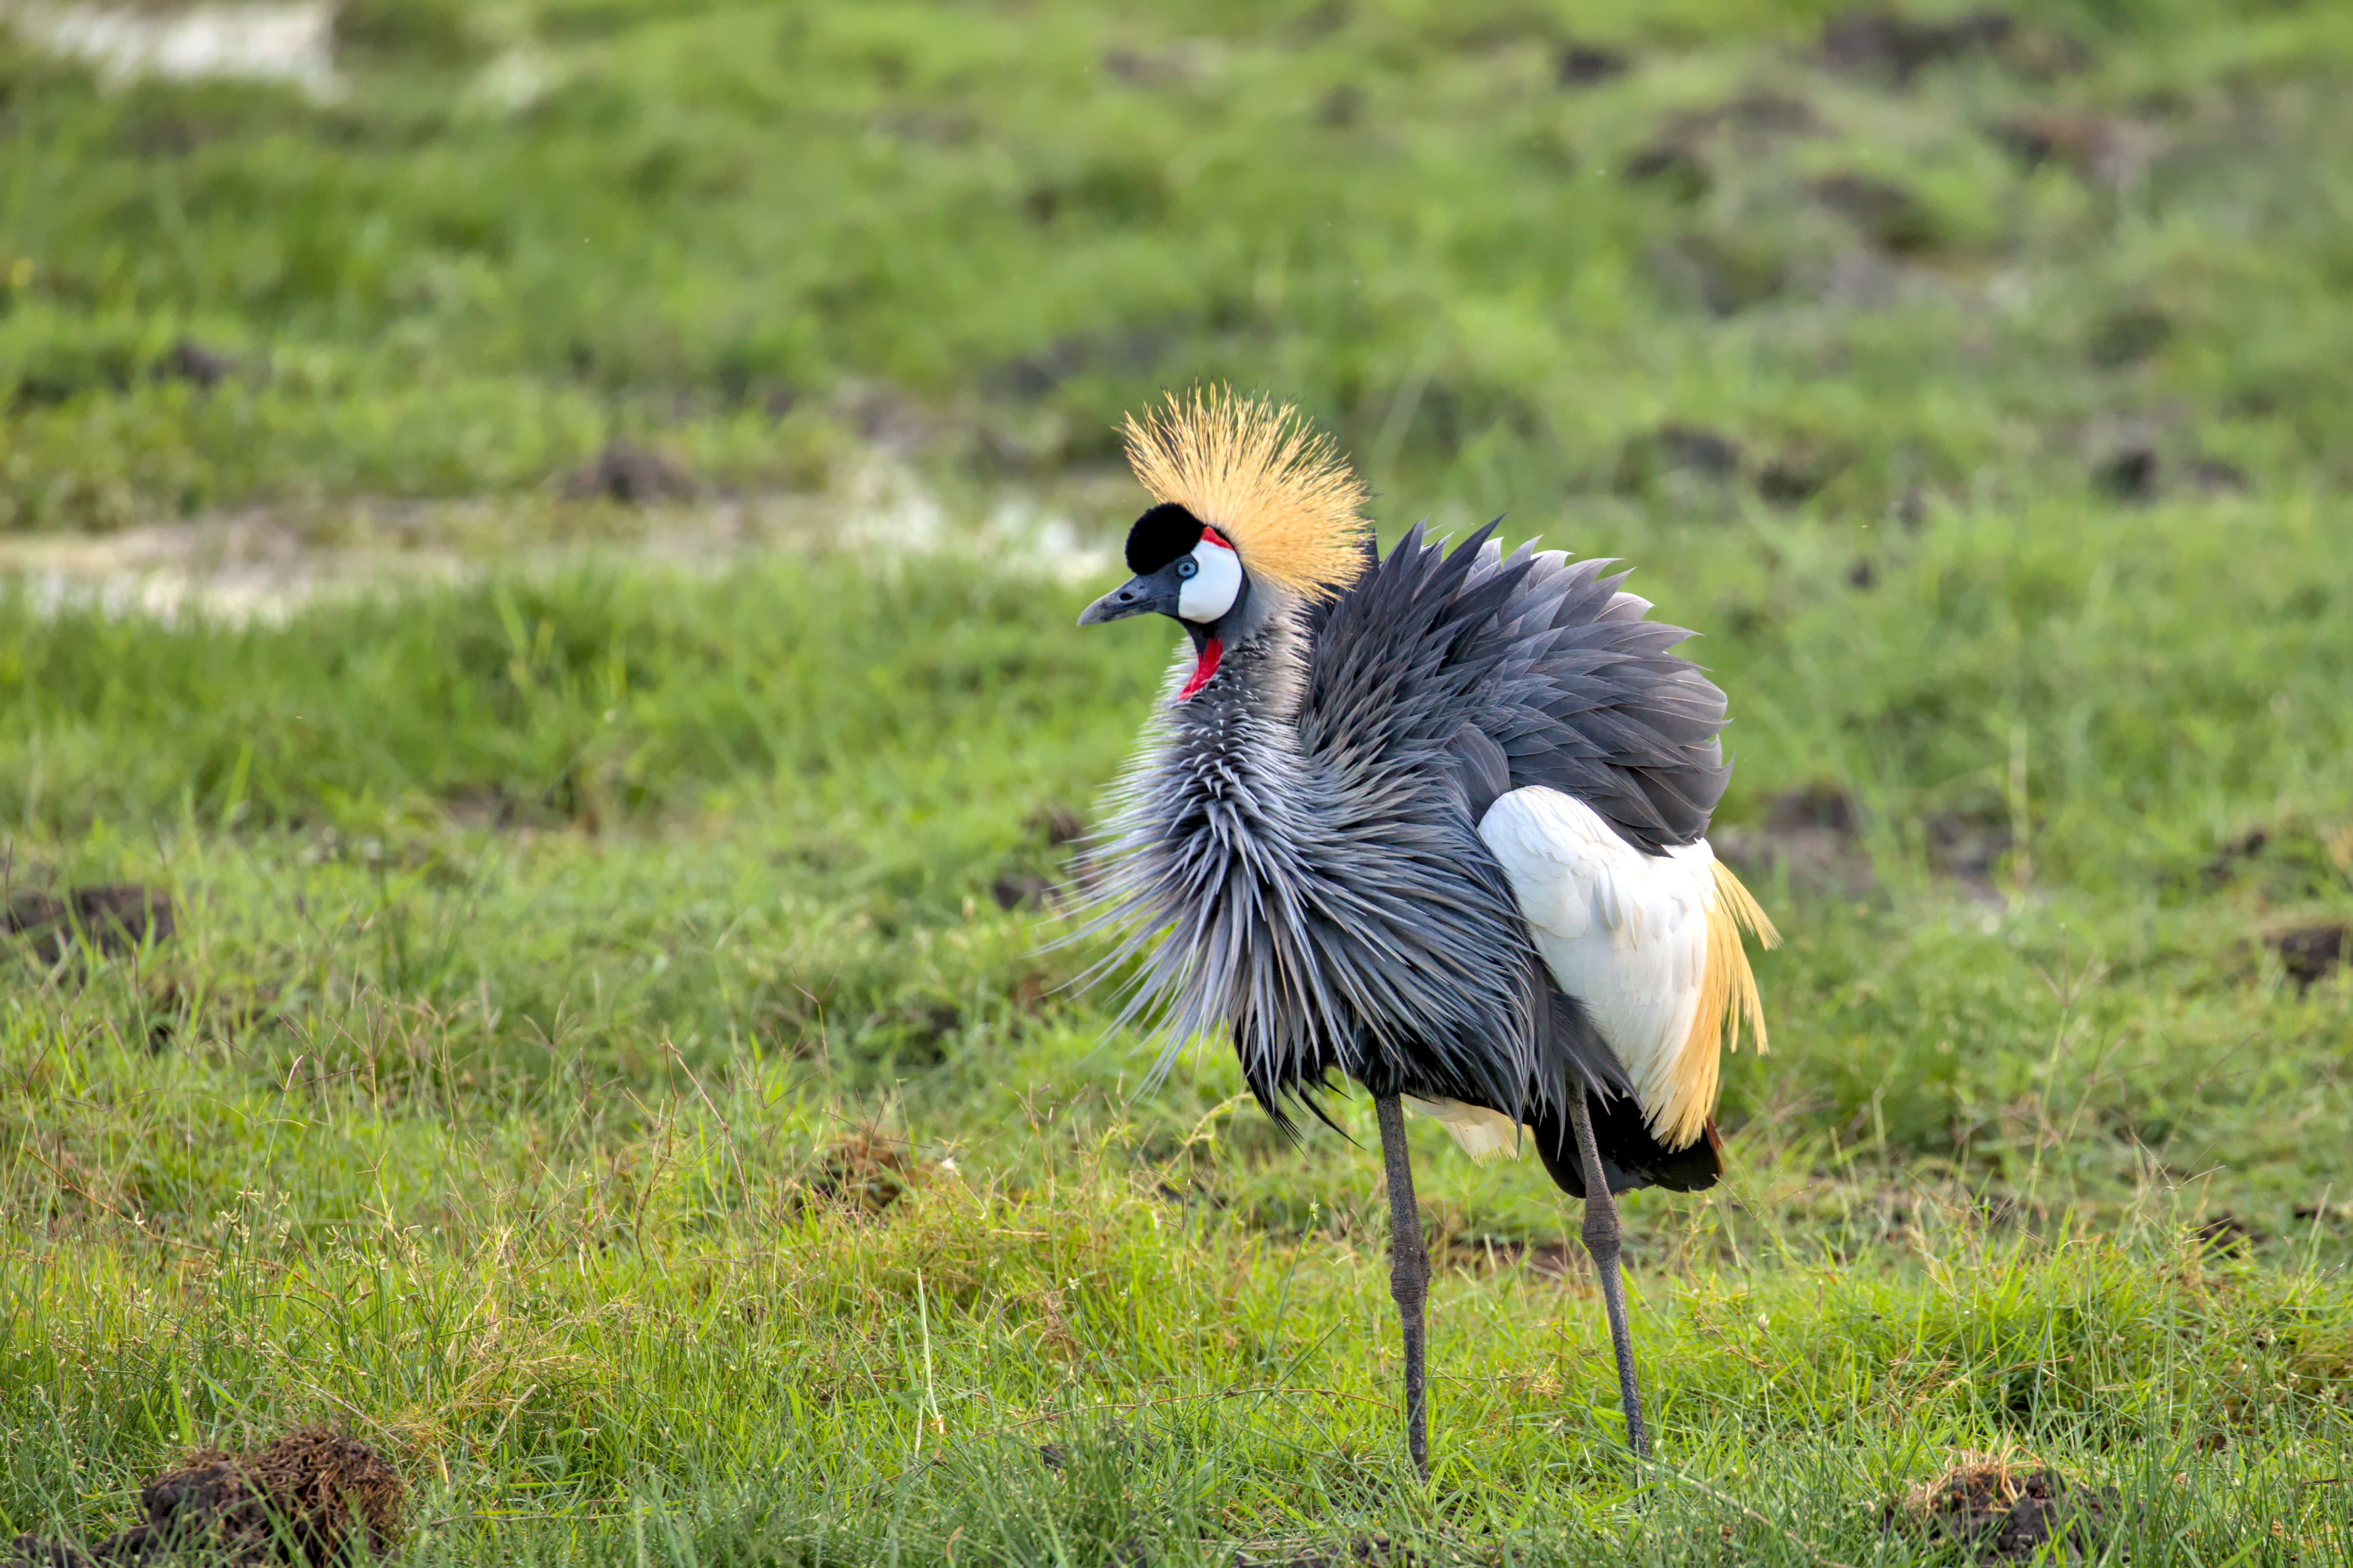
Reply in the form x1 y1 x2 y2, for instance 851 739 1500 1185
0 472 1114 626
3 2 338 98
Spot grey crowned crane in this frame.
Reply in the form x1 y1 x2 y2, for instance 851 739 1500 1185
1075 390 1777 1475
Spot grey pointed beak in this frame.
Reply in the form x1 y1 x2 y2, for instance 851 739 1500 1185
1078 576 1160 626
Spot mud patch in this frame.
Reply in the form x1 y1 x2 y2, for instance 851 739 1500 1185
5 3 339 99
1883 1454 2117 1562
8 1427 407 1567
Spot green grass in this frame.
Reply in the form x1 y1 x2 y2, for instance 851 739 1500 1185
4 0 2352 1561
4 504 2350 1561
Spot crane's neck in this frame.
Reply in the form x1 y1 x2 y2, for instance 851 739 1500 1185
1107 599 1333 1101
1094 564 1550 1134
1163 600 1311 776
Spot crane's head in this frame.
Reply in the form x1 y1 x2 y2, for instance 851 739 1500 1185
1076 388 1371 696
1077 502 1247 631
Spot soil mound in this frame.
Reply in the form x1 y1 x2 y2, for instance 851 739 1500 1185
564 442 697 505
9 1428 407 1567
5 885 175 966
1884 1453 2117 1561
2271 922 2349 990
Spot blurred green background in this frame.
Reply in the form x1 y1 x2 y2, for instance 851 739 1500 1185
5 0 2347 524
2 2 2350 1563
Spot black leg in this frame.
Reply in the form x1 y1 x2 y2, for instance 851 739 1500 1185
1568 1092 1651 1459
1373 1094 1430 1480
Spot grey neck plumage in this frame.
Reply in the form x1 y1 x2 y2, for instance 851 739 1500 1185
1085 590 1552 1130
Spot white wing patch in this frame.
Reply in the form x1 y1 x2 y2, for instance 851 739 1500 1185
1403 1095 1521 1162
1478 786 1775 1149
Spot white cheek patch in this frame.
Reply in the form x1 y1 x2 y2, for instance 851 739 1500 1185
1177 540 1242 622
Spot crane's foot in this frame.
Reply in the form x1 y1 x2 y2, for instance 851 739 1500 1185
1374 1094 1431 1481
1568 1093 1651 1460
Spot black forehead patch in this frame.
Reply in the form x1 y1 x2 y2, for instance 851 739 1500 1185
1125 503 1206 575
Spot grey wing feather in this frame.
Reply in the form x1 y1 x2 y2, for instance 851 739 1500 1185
1305 521 1732 855
1075 519 1728 1137
1446 724 1513 824
1293 520 1734 1111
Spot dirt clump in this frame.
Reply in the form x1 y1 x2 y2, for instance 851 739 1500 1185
1644 91 1818 144
1992 110 2160 189
805 1130 937 1215
1556 43 1629 87
1812 172 1941 254
1029 802 1088 847
1757 448 1838 505
2185 457 2249 495
2094 445 2161 503
1822 8 2014 82
1622 139 1711 202
1657 423 1743 477
562 442 698 505
2194 1213 2258 1254
1884 1453 2117 1561
2201 825 2268 888
8 1428 407 1567
156 339 236 390
1926 805 2014 888
1442 1233 1580 1278
2269 923 2349 990
991 872 1053 910
5 885 175 966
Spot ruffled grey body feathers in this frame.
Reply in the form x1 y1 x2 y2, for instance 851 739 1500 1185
1088 523 1735 1136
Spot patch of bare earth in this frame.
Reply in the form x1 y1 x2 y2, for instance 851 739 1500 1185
3 884 175 966
800 1130 949 1216
8 1428 408 1567
1234 1537 1411 1568
1711 784 1875 899
0 462 1114 627
1882 1452 2119 1562
2269 922 2349 990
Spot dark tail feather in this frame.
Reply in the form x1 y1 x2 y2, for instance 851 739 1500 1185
1527 986 1712 1196
1531 1094 1723 1198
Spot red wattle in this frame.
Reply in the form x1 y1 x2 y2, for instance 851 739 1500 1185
1178 637 1223 701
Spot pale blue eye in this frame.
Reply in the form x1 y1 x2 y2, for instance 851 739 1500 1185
1176 559 1199 579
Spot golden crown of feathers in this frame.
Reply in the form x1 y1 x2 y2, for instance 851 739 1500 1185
1122 388 1373 600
